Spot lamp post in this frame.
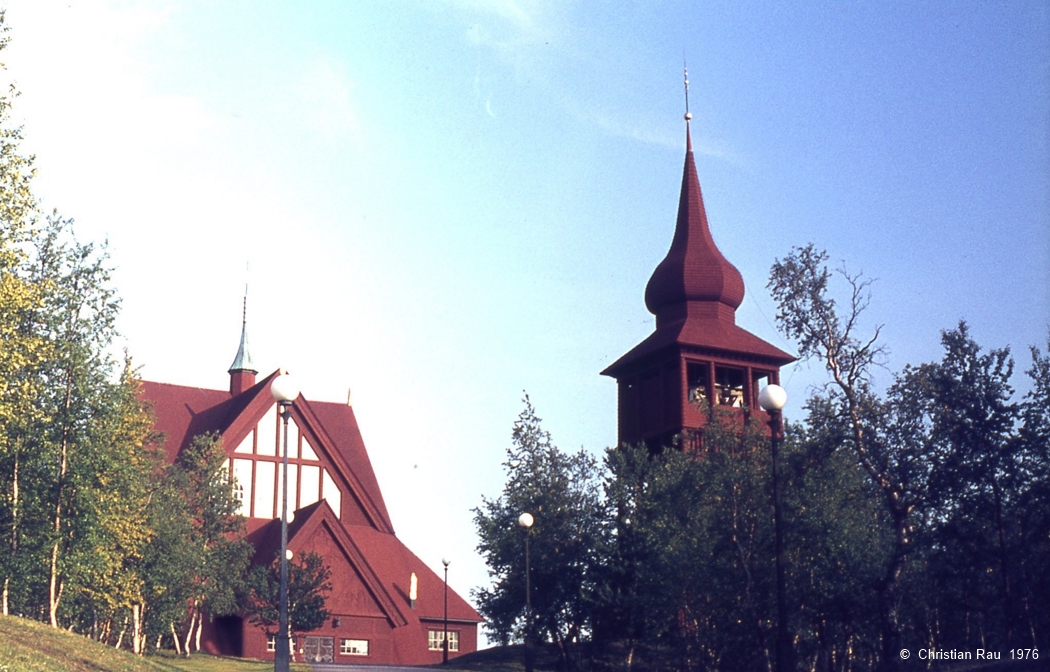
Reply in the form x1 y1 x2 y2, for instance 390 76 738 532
442 557 451 664
517 512 534 672
758 384 792 672
271 372 300 672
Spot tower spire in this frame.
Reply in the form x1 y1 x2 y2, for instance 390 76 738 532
643 79 744 328
228 277 257 395
601 75 796 450
684 62 693 150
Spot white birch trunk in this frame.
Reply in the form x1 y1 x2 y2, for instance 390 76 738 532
171 622 182 656
182 607 197 657
132 603 143 654
115 615 128 650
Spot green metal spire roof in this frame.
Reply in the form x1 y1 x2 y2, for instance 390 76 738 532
228 295 257 374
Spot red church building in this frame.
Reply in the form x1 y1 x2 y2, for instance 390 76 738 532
139 323 482 664
603 114 795 449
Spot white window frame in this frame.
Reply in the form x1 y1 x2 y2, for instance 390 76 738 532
339 638 369 656
428 630 459 652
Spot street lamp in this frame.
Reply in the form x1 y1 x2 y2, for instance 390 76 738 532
758 384 792 672
442 557 451 665
517 512 534 672
271 372 300 672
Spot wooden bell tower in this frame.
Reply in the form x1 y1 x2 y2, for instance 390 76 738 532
602 108 794 450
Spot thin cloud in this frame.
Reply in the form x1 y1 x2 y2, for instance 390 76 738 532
293 57 361 142
578 108 743 165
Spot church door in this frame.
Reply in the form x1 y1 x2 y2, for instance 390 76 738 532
303 636 334 663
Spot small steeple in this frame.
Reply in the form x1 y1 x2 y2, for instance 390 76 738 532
644 68 745 328
228 286 257 395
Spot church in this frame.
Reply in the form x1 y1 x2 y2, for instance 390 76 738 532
138 96 791 665
139 325 482 664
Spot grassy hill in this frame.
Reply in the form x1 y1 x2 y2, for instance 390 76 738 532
0 614 572 672
0 615 311 672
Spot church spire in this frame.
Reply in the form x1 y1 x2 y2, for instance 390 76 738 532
228 285 257 395
643 71 745 328
602 75 795 450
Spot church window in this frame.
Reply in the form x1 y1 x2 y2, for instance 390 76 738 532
301 435 319 461
300 465 321 507
257 405 278 456
340 639 369 656
254 461 276 519
277 463 298 513
234 431 254 454
639 372 662 433
428 630 459 651
266 634 297 653
232 459 254 516
715 366 745 407
322 470 342 518
686 362 709 403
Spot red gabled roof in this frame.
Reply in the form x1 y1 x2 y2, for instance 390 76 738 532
139 370 393 533
253 500 482 626
139 370 482 632
297 396 394 533
140 379 248 463
343 523 483 624
251 500 411 628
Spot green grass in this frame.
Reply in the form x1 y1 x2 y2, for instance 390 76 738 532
0 615 311 672
0 613 579 672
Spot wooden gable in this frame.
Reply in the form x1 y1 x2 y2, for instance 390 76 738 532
214 373 393 534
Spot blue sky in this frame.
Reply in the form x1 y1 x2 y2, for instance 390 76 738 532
4 1 1048 642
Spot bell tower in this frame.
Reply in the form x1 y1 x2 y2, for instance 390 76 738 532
602 81 794 450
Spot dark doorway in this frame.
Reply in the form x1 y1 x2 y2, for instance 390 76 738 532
211 615 243 657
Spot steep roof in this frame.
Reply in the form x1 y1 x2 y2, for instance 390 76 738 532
644 125 746 324
253 500 482 626
140 369 483 651
603 123 794 377
139 371 393 532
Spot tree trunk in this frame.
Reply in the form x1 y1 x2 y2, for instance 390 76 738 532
992 481 1014 646
182 606 197 657
115 615 128 650
49 378 74 628
4 451 20 616
171 622 182 656
877 508 909 672
132 603 143 655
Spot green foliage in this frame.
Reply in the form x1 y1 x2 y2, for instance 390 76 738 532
599 406 787 671
149 433 251 654
243 551 332 637
473 396 605 654
891 324 1048 653
768 245 1049 669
